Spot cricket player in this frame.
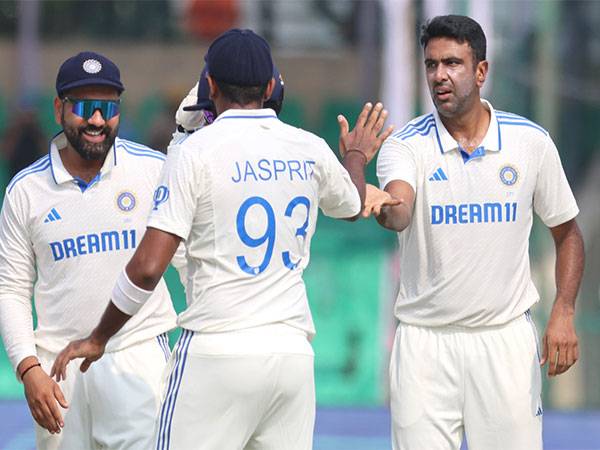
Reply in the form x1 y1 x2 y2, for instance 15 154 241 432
51 29 394 450
0 51 177 449
369 15 584 450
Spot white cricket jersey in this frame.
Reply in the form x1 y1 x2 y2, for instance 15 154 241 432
148 108 360 337
377 100 579 327
0 133 177 370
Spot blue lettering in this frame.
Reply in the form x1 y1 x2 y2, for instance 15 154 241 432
257 159 272 181
304 161 316 180
431 205 443 224
484 203 502 222
76 235 87 255
88 234 100 254
101 231 120 251
445 205 457 224
244 161 258 182
131 229 137 248
63 239 77 258
512 202 517 221
273 160 286 180
469 203 482 223
287 160 303 181
458 204 468 224
231 161 242 183
50 242 64 261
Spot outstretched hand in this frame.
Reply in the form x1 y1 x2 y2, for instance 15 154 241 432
338 102 394 164
362 184 402 218
51 336 106 382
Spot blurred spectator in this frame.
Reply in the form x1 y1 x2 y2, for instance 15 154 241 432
182 0 239 40
0 109 47 180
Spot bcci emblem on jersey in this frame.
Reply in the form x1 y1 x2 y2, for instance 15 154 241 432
117 191 136 212
499 165 519 186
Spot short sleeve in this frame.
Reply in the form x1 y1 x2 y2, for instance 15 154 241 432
533 137 579 227
377 138 417 191
147 144 205 240
316 142 361 218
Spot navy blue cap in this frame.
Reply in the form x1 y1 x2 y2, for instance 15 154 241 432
56 51 125 97
183 64 284 114
206 29 273 87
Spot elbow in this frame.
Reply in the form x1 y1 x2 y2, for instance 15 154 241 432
125 256 164 291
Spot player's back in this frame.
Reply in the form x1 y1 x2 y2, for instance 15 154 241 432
152 108 360 337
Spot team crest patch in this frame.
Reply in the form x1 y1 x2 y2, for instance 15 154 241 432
117 191 136 212
499 165 519 186
82 59 102 74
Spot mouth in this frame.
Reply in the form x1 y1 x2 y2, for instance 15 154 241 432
434 87 452 101
82 128 106 143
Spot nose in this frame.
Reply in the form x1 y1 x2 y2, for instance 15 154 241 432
87 109 106 126
433 65 448 83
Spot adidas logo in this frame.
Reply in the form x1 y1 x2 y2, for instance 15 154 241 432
536 406 543 417
44 208 62 223
428 167 448 181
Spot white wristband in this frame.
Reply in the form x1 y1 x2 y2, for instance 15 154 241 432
111 269 154 316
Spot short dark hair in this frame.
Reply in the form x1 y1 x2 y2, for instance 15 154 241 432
420 15 487 63
215 80 268 106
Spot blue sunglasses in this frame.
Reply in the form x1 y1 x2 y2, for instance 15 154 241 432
63 97 121 120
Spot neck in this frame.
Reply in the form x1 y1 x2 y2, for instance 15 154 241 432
439 98 490 153
215 100 264 116
59 144 106 183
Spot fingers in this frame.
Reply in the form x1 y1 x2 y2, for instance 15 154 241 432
32 397 62 434
544 338 579 376
356 102 373 128
378 124 395 144
337 114 350 137
54 384 69 409
365 102 384 132
80 358 93 373
47 388 65 431
51 346 73 382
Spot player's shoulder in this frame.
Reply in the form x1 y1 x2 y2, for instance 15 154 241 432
388 113 437 145
115 137 166 164
6 153 52 196
495 110 549 138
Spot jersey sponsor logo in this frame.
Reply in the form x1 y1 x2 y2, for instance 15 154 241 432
116 191 136 212
49 229 137 261
428 167 448 181
43 208 62 223
231 159 316 184
153 185 169 210
499 165 519 186
431 202 517 225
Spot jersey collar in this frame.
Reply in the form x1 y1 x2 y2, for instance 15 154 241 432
213 108 278 123
433 99 502 156
49 131 117 187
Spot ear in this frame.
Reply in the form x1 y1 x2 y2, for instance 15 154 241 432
207 75 218 101
263 77 276 101
476 60 488 88
53 97 63 126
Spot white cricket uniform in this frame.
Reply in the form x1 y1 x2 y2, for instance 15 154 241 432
142 108 360 450
0 133 177 450
377 100 578 450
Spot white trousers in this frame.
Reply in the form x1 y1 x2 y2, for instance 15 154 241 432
390 312 543 450
36 334 170 450
155 329 315 450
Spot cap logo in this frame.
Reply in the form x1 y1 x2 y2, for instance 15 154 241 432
82 59 102 74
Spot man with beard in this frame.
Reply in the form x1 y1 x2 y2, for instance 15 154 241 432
371 15 584 450
0 51 177 449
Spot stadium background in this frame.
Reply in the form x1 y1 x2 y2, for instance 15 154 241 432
0 0 599 448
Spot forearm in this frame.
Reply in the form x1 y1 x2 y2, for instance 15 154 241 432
0 295 37 372
553 221 585 311
342 151 367 206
